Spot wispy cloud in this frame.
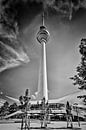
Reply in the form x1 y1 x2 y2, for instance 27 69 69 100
0 34 29 72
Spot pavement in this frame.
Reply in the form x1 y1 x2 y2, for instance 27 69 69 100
0 121 86 130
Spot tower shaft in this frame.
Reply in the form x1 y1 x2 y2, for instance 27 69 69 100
37 41 48 102
42 41 48 101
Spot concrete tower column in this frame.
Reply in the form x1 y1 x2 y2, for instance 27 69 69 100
42 40 48 101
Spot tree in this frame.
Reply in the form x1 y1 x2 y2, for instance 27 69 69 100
9 102 18 113
19 89 31 110
70 38 86 104
0 101 9 116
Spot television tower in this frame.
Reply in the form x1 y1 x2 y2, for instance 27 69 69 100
36 13 50 102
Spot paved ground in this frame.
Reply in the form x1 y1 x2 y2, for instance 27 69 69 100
0 121 86 130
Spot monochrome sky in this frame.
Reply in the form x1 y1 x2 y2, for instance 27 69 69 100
0 0 86 100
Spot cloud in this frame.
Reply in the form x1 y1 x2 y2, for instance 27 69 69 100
0 34 29 72
1 0 86 27
0 0 86 31
0 0 30 72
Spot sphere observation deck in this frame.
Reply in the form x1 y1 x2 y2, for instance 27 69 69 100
37 26 50 44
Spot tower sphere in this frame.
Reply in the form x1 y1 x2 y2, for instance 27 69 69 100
37 25 50 44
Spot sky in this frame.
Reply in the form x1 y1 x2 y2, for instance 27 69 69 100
0 1 86 100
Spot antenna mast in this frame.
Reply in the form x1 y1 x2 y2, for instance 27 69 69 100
42 12 45 26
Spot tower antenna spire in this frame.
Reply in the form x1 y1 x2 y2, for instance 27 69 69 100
42 12 45 26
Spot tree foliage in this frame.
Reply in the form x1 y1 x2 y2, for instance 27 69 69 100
19 89 31 110
9 102 18 113
70 38 86 104
0 101 9 116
